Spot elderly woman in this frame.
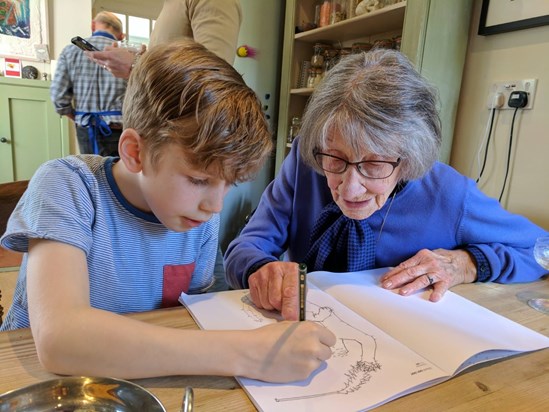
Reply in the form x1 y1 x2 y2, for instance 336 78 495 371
224 49 548 320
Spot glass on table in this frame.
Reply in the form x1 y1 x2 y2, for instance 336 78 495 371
530 236 549 314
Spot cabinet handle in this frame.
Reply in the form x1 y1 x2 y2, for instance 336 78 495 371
0 137 9 143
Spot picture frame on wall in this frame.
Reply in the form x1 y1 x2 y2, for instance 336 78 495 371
0 0 49 61
478 0 549 35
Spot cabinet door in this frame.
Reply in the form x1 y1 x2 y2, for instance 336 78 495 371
0 83 69 183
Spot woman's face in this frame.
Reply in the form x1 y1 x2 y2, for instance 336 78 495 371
322 132 401 220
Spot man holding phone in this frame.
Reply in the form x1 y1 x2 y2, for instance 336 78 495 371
50 11 127 156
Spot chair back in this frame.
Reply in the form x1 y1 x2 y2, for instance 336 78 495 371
0 180 29 326
0 180 29 235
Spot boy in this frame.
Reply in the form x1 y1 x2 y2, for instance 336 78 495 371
0 40 335 383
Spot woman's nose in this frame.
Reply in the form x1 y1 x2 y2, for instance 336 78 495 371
338 167 367 197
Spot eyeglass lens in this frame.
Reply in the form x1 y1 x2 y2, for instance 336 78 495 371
315 153 397 179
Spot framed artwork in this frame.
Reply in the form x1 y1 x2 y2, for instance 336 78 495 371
478 0 549 36
0 0 49 61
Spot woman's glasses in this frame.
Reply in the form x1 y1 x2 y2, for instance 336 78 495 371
314 151 400 179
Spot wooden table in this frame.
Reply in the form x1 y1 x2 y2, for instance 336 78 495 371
1 277 548 411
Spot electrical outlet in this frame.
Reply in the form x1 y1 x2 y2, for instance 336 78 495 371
487 79 538 110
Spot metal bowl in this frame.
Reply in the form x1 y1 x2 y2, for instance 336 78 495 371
0 376 166 411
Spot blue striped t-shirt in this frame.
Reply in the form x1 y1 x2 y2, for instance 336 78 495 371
0 155 218 330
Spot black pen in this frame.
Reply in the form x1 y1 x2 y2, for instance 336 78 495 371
298 263 307 321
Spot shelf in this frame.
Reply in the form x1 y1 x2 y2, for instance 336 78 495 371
294 1 406 43
290 87 314 96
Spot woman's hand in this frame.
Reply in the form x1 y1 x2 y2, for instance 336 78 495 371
249 262 301 320
244 321 336 383
380 249 478 302
86 43 146 79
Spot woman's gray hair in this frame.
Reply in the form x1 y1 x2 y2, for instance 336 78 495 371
299 49 441 181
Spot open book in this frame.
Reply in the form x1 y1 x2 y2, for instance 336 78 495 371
179 268 549 412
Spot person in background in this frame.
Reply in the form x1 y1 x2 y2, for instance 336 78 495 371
0 40 336 383
150 0 241 64
87 0 242 79
224 49 549 320
50 11 127 156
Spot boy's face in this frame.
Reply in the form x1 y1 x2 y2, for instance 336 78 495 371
138 144 231 232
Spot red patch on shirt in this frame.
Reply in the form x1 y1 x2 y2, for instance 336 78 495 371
162 263 195 308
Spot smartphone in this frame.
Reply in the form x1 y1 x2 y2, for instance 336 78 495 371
71 36 100 51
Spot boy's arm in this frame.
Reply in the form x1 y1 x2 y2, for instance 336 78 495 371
27 238 335 381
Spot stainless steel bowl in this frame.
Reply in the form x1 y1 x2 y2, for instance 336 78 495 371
0 376 166 411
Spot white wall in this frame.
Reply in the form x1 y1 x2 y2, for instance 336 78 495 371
451 0 549 230
92 0 161 19
51 0 92 59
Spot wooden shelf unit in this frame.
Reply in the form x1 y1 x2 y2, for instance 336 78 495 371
275 0 473 175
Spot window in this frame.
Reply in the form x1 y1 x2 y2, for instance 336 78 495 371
113 12 155 45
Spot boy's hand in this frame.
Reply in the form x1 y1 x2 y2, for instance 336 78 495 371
245 321 336 382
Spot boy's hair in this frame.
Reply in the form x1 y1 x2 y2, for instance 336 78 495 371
123 39 272 183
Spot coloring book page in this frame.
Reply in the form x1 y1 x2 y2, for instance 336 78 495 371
308 269 549 375
181 287 446 411
180 268 549 411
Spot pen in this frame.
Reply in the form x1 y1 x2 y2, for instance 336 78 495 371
298 263 307 321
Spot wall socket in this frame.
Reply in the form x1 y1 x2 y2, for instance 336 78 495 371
487 79 538 110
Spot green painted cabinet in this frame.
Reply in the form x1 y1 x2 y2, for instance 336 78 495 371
275 0 473 174
0 77 70 183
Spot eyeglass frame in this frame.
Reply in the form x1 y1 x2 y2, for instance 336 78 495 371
313 150 401 179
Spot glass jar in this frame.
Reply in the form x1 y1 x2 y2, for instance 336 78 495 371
373 38 394 49
314 68 323 87
319 0 331 27
330 0 347 24
351 42 373 54
393 35 402 51
311 43 325 68
314 1 322 27
347 0 358 19
287 116 302 144
306 68 317 89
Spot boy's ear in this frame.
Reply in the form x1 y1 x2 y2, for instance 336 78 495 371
118 129 144 173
